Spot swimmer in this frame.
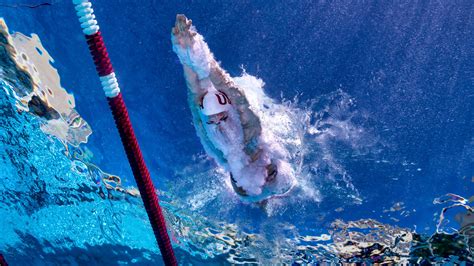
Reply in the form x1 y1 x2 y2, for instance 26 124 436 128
171 15 295 202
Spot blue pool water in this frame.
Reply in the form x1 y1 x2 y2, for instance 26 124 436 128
1 1 473 264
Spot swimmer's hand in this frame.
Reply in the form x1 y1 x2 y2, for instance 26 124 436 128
171 14 212 80
172 14 196 49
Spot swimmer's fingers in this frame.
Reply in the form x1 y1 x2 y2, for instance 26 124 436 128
172 15 198 49
173 14 194 36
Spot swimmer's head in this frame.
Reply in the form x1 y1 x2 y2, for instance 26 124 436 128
200 90 232 116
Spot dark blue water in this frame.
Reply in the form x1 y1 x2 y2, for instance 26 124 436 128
1 0 473 264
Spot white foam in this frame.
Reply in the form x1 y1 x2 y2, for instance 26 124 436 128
231 73 299 197
174 79 380 215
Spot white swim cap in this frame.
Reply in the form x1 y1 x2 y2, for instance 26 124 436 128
200 91 232 116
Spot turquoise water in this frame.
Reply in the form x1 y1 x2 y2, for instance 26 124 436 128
1 1 473 265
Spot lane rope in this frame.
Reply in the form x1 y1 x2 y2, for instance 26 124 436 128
0 254 8 266
72 1 177 265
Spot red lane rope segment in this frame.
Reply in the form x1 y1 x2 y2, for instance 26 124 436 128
108 93 176 265
0 254 8 266
85 32 114 76
84 31 177 266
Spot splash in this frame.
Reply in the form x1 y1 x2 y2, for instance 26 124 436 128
232 73 303 201
170 69 376 218
235 74 373 210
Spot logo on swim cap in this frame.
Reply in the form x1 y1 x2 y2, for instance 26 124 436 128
200 91 232 116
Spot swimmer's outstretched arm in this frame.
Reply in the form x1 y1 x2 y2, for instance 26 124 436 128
172 15 262 158
171 15 229 165
171 15 212 99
